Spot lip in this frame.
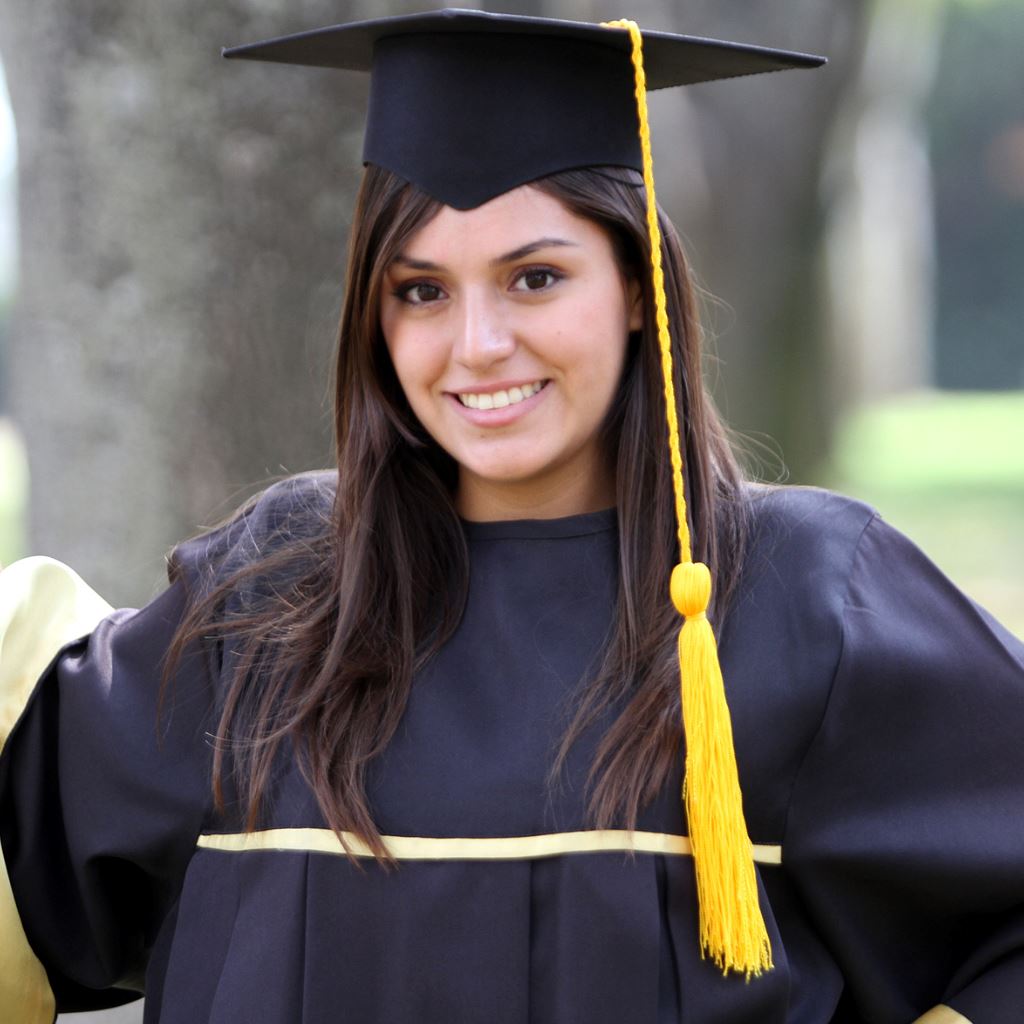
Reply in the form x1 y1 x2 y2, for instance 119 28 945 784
447 379 551 427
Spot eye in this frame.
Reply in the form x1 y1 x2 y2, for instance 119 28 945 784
511 267 563 293
393 280 446 306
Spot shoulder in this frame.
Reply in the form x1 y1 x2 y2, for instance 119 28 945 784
239 469 338 542
168 470 338 595
742 482 878 550
717 485 886 834
737 483 880 603
735 482 1010 646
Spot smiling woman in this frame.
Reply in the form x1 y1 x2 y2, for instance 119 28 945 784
1 8 1023 1024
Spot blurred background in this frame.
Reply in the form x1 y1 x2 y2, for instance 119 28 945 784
0 0 1020 1018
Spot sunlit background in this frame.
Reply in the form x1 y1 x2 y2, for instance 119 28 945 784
821 0 1023 636
0 60 22 569
0 1 1020 1020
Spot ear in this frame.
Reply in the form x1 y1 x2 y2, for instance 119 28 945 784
626 278 644 332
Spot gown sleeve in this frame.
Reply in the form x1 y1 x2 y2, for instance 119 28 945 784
0 557 113 1022
0 531 244 1018
783 512 1024 1023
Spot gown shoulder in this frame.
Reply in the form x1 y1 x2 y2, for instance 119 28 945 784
169 468 338 596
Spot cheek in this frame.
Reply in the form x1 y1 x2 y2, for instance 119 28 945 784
384 329 443 402
561 294 630 393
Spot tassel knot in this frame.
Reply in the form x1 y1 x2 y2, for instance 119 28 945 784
670 561 711 619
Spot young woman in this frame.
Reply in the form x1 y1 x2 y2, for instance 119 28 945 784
1 10 1022 1024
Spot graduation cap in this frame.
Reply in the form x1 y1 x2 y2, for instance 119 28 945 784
223 8 824 210
223 7 826 978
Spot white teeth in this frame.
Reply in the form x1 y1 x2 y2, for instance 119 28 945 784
457 380 545 409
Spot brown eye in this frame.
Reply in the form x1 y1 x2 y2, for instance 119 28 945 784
512 267 562 293
396 281 445 305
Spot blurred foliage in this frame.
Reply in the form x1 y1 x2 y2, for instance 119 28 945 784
927 0 1024 389
824 389 1024 638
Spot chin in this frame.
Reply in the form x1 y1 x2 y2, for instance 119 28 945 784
466 466 548 487
455 442 547 475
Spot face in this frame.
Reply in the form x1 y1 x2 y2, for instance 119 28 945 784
379 185 642 520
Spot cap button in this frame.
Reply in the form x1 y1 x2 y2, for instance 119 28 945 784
670 561 711 618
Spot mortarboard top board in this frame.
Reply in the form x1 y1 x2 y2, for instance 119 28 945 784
222 8 826 209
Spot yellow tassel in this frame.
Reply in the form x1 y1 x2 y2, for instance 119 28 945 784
671 563 773 976
603 18 773 978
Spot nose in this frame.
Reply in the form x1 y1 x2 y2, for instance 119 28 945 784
452 288 515 370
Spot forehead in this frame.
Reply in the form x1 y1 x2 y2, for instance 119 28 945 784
397 185 609 259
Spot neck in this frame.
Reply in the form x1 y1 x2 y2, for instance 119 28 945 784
455 460 616 522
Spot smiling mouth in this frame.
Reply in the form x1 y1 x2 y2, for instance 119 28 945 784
455 380 549 410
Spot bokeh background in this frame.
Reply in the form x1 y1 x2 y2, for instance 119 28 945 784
0 0 1020 1019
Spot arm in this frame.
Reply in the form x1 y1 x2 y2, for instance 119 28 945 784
784 514 1024 1022
0 556 216 1016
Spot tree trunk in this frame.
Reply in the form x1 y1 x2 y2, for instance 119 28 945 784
653 0 873 482
0 0 389 606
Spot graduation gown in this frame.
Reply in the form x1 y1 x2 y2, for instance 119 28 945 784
1 472 1022 1023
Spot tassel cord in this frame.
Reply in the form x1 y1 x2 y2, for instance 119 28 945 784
603 18 773 979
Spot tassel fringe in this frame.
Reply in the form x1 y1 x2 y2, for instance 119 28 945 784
673 564 773 976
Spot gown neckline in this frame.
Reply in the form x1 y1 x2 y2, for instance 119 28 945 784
458 505 618 541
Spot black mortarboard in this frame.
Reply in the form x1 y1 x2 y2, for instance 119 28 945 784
223 6 826 981
222 7 825 209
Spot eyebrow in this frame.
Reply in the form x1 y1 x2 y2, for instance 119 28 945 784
392 237 579 272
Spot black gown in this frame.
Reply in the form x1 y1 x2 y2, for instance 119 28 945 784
1 472 1022 1023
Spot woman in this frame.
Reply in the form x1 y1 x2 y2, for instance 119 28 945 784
1 10 1022 1024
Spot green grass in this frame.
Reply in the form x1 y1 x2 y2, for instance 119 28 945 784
0 418 27 567
823 389 1024 639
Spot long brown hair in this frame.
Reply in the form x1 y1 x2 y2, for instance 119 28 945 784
165 163 751 867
